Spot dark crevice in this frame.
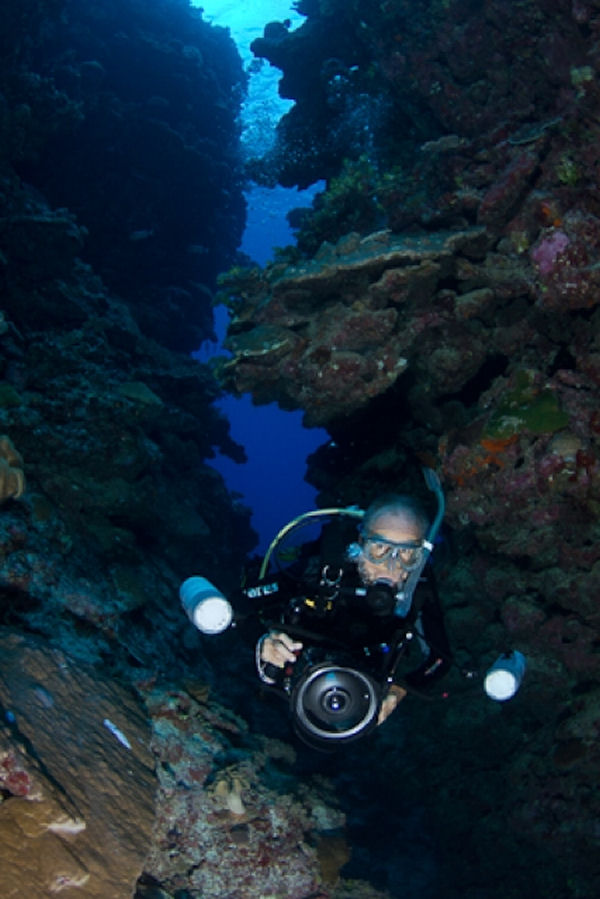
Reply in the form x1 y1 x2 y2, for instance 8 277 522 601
548 344 576 376
440 353 509 407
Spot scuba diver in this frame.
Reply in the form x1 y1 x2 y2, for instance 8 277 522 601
256 490 452 728
181 467 525 750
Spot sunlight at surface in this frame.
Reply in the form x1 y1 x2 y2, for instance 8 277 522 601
193 1 303 55
203 2 302 159
193 0 302 157
194 0 322 264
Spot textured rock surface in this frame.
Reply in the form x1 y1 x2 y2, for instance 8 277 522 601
250 0 592 192
0 632 156 896
0 4 388 899
221 1 600 896
0 0 255 679
220 227 489 426
141 684 345 899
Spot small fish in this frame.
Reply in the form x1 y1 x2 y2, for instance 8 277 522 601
103 718 132 750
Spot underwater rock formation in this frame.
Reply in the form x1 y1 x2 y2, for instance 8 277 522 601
0 176 255 673
222 1 600 896
1 4 389 898
2 0 600 897
0 0 255 661
0 4 263 889
220 227 490 427
250 0 590 191
141 684 346 898
0 632 156 897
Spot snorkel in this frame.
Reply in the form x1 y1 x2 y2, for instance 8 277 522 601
389 467 445 616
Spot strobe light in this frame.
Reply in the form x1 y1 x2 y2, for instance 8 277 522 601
484 650 526 701
180 576 233 635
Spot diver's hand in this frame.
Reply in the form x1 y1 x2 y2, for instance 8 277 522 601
260 631 303 668
377 684 407 725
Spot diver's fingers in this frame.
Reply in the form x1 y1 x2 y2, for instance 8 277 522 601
271 632 303 653
262 632 303 666
377 686 407 725
261 640 291 667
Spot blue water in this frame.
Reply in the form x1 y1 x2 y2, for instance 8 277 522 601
195 1 328 551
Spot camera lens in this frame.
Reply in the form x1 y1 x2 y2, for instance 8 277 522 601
291 663 380 748
322 687 348 713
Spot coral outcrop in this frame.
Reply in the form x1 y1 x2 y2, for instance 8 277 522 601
0 0 255 671
142 685 348 898
0 632 156 897
0 3 261 890
220 227 490 426
250 0 593 194
0 4 389 898
0 435 25 503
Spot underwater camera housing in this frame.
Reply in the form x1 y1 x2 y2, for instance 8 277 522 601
288 647 382 751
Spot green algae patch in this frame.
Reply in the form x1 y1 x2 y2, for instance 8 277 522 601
485 371 569 438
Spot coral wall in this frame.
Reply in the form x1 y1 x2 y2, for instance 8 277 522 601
9 0 246 352
220 1 600 895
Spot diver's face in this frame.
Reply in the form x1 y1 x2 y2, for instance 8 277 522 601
358 510 424 588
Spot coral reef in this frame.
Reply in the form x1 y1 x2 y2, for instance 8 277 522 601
0 1 259 885
142 685 339 898
249 0 590 192
3 0 600 897
134 681 391 898
0 4 386 898
0 0 256 677
220 2 600 896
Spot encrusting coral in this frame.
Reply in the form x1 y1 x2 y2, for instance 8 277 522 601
0 435 25 503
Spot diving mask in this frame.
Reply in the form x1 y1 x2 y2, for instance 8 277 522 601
361 534 425 571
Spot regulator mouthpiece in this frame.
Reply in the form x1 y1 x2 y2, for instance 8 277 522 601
484 651 526 701
180 576 233 635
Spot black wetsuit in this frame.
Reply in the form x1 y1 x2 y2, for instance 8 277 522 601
253 559 452 695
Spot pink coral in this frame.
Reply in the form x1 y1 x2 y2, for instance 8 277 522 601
531 229 570 274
